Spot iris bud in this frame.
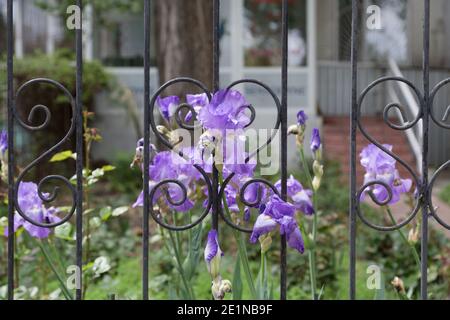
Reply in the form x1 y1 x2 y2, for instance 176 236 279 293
312 160 324 191
157 125 170 136
211 277 223 300
288 124 299 135
219 279 232 294
209 252 222 280
259 234 273 254
391 276 406 294
408 226 419 244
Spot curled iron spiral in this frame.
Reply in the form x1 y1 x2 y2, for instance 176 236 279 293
427 78 450 230
148 77 213 230
13 78 77 228
219 178 281 233
147 77 281 231
217 79 281 232
356 76 422 231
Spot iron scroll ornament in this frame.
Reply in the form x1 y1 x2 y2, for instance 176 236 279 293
355 76 423 232
427 77 450 230
147 77 281 232
12 78 77 228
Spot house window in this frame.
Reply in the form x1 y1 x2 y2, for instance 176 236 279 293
243 0 307 67
94 4 157 67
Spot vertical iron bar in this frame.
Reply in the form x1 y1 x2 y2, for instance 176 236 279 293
75 0 83 301
212 0 220 232
143 0 151 300
349 0 359 300
421 0 430 300
6 0 14 301
280 0 288 301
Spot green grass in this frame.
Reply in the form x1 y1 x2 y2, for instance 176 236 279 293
80 243 397 300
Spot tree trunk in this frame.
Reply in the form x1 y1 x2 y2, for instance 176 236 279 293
155 0 213 95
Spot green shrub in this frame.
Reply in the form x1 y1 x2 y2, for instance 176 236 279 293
0 50 111 178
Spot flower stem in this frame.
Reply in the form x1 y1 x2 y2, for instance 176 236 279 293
82 115 91 299
218 173 257 299
300 148 318 300
166 228 195 300
259 250 267 299
33 237 73 300
386 206 421 270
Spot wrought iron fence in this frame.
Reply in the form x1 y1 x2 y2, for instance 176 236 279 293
4 0 289 300
350 0 450 300
3 0 449 301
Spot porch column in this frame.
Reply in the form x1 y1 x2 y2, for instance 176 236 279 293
84 3 94 61
14 0 23 58
307 0 317 112
230 0 244 87
45 0 57 54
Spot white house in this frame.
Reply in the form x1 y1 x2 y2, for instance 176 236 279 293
3 0 450 169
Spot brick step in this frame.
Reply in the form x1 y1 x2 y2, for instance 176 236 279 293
323 116 418 182
325 141 414 154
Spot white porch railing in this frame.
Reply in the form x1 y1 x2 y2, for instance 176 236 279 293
387 58 423 174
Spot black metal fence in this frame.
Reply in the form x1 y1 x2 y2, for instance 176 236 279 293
4 0 449 301
350 0 450 300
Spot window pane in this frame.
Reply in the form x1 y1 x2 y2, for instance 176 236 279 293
244 0 307 67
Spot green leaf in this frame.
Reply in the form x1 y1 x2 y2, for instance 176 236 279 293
112 206 129 217
34 238 73 300
299 222 312 249
150 234 162 244
102 165 116 172
92 256 111 277
91 168 105 178
232 256 243 300
269 280 274 300
99 206 112 221
89 217 102 228
82 262 95 272
318 284 326 300
0 216 8 236
183 223 203 281
50 150 75 162
87 177 99 186
55 223 73 241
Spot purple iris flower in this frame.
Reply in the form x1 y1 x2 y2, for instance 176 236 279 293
360 144 396 174
133 150 199 212
250 213 278 242
250 195 304 253
222 133 256 176
204 229 223 277
5 182 60 238
243 208 251 222
242 181 266 208
149 151 178 181
292 190 315 215
275 175 314 215
204 229 222 262
310 128 321 153
0 129 7 155
198 89 250 130
360 144 412 205
157 95 180 121
275 175 303 197
297 110 308 126
185 93 209 122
